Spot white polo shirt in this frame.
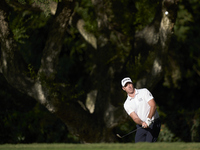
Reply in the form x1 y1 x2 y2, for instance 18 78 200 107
124 88 159 122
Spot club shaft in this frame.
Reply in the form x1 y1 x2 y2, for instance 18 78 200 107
118 127 143 138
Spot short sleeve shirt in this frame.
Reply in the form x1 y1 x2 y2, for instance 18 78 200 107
123 88 159 121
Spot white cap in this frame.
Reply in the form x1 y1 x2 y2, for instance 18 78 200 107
121 77 132 87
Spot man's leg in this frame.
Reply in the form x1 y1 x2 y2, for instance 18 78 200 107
146 119 161 142
135 125 147 143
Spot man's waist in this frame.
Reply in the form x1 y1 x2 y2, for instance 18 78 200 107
137 118 160 126
141 117 160 123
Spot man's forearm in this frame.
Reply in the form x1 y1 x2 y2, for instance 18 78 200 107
133 118 149 128
129 112 144 125
133 118 143 125
148 105 156 119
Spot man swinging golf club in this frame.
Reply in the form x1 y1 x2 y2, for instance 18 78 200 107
121 77 161 142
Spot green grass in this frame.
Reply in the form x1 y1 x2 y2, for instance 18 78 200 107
0 143 200 150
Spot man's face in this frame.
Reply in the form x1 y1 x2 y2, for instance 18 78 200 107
122 82 134 94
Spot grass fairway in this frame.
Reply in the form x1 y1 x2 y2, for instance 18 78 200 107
0 143 200 150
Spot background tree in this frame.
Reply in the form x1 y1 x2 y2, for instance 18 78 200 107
154 0 200 142
1 0 199 143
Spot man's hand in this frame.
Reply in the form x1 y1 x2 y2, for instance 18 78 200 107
145 118 153 128
142 122 148 128
142 118 153 128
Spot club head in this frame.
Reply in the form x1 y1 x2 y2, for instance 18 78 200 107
116 134 122 138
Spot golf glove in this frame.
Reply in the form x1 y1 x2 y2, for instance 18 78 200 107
145 118 152 127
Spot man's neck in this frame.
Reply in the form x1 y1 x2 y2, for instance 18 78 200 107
128 88 135 98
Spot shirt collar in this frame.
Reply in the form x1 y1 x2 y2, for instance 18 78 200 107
127 89 138 100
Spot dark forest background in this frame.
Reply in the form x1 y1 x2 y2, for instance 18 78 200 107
0 0 200 143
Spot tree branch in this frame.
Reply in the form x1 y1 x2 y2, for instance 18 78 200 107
38 0 75 80
7 0 58 15
0 0 33 90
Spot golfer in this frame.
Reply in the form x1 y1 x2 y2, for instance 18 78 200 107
121 77 161 142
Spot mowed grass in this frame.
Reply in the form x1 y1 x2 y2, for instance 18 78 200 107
0 143 200 150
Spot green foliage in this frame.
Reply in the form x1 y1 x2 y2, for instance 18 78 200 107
150 0 200 142
33 0 51 16
9 11 32 44
18 0 26 4
26 64 37 80
110 0 159 35
174 4 193 42
0 75 79 144
134 0 159 31
191 109 200 142
13 27 29 44
1 0 200 143
75 0 98 33
9 8 50 68
158 125 181 142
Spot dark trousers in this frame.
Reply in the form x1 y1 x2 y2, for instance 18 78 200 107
135 119 161 143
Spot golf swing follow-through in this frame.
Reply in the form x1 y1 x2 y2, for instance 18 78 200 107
118 77 161 142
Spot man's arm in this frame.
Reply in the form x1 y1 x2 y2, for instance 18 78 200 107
129 99 157 128
147 99 157 119
130 111 148 128
129 111 143 125
142 99 157 128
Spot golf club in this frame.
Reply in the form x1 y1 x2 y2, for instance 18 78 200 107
116 127 143 138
